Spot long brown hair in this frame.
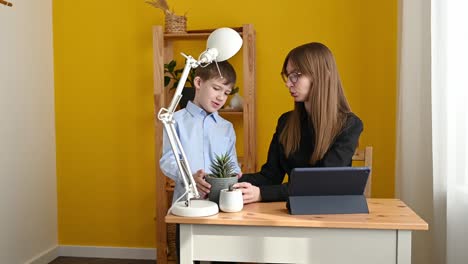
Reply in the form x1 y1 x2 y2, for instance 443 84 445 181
279 42 351 165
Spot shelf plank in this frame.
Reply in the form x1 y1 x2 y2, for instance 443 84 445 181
219 110 243 117
164 27 244 39
164 32 211 39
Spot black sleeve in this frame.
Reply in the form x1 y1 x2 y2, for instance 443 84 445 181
317 114 364 167
239 114 289 202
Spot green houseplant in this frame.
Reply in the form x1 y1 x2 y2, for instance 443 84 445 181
164 60 196 108
164 60 195 89
205 152 239 203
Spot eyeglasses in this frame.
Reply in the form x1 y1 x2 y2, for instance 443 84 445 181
281 71 302 84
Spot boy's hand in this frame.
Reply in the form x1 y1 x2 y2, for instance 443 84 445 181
232 182 261 204
193 169 211 196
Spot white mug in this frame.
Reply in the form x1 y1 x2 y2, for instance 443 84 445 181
219 189 243 212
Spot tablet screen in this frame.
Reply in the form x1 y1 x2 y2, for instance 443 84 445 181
288 167 370 196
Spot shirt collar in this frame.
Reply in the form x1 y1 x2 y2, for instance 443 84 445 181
185 101 220 122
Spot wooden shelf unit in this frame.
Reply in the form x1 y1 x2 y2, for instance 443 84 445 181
152 24 256 264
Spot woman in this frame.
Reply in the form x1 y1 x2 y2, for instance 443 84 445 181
197 42 363 204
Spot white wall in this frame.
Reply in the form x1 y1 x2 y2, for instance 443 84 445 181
0 1 58 264
396 0 434 264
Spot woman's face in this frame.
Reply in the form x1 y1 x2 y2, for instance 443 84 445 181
284 61 312 103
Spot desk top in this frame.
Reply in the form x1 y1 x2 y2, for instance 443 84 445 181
165 199 428 230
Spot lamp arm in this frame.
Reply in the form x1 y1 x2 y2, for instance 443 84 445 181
159 117 199 201
158 54 201 204
167 54 198 113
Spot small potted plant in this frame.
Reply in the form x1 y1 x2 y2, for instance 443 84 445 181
205 152 239 203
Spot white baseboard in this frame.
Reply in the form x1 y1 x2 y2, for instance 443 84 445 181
26 245 156 263
58 245 156 260
26 246 59 264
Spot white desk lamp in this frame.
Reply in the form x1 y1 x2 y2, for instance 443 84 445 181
157 28 243 217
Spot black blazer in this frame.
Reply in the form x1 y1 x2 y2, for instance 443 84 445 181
239 110 363 202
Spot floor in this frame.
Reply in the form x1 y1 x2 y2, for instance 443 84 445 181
48 257 156 264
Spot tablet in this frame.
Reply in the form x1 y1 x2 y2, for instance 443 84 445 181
287 167 370 214
288 167 370 196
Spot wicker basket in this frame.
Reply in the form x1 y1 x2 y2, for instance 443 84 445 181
165 13 187 33
167 223 178 261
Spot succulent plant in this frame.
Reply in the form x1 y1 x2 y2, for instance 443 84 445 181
208 152 237 178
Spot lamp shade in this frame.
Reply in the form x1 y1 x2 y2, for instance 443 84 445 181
206 28 243 62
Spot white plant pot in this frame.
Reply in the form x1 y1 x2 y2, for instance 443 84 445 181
219 189 243 212
229 93 243 110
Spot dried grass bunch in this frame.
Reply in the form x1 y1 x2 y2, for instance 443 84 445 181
146 0 187 33
145 0 174 15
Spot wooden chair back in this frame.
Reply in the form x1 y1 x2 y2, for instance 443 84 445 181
352 146 373 197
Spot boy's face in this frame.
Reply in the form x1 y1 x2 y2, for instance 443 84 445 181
193 76 233 113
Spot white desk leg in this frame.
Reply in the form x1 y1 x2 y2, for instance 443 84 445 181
180 224 194 264
397 230 412 264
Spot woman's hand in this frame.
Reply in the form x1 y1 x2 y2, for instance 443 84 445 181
193 169 211 198
232 182 261 204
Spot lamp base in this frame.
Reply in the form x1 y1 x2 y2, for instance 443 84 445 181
171 200 219 217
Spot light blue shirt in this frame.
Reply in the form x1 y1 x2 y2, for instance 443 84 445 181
159 101 241 204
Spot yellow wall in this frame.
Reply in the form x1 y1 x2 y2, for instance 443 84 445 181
53 0 397 247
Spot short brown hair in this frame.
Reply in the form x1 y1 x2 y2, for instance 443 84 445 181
194 60 236 86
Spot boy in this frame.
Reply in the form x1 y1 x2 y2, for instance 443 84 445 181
159 60 241 205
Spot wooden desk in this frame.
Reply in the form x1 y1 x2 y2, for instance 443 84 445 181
166 199 428 264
